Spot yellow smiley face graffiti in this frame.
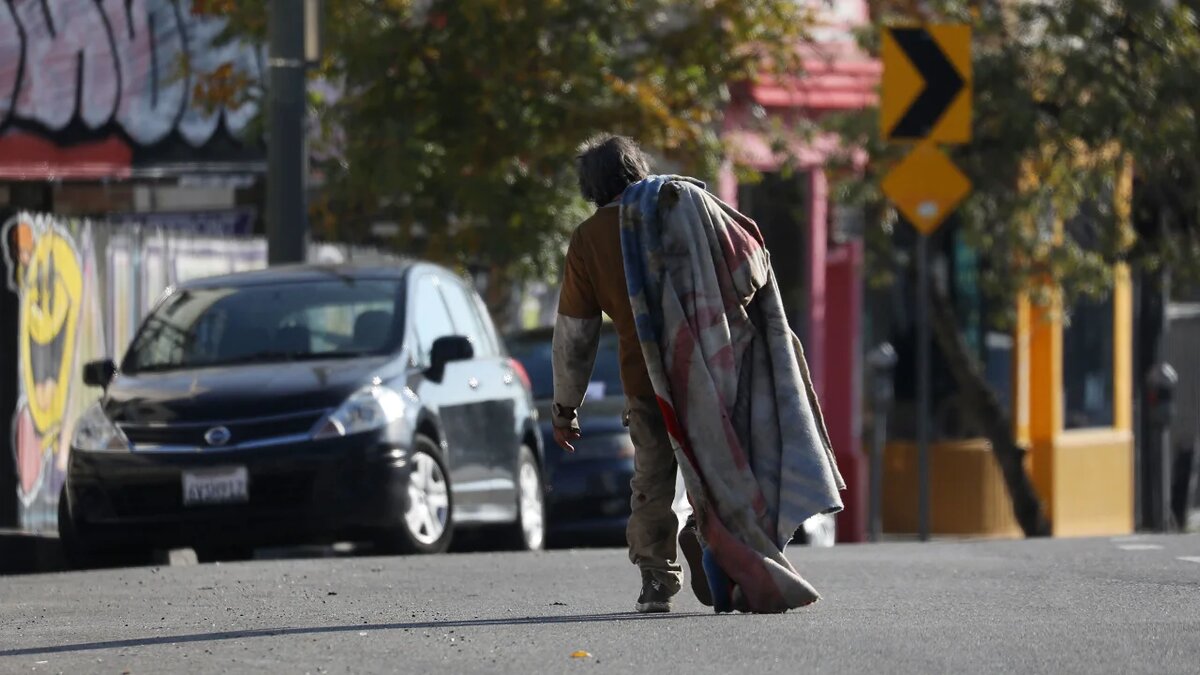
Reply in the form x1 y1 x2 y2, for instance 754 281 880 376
18 222 83 436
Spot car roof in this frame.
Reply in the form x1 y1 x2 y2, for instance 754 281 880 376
506 322 617 343
176 262 425 290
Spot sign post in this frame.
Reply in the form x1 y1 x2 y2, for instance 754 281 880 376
880 24 972 541
915 229 931 540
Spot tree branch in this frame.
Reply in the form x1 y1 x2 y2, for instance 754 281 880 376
926 270 1052 537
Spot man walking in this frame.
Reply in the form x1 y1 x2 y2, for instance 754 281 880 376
551 135 707 613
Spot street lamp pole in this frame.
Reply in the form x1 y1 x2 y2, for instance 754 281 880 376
267 0 308 265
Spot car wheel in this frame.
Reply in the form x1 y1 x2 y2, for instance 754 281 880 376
501 445 545 551
378 435 454 555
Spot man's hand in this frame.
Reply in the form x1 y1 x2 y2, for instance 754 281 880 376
554 426 581 453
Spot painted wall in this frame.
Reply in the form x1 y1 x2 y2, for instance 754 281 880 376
824 240 865 542
0 0 259 144
717 0 876 542
0 211 404 531
0 212 268 530
0 0 262 178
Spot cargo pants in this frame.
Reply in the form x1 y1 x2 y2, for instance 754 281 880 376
624 395 683 594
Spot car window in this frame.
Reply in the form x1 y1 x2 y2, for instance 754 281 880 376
123 279 403 373
411 275 456 365
590 334 623 397
507 331 623 401
440 279 494 357
470 291 503 356
282 299 395 354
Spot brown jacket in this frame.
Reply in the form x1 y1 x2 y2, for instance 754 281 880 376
552 205 654 427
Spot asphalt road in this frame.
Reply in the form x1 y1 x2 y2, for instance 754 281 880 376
1 534 1198 674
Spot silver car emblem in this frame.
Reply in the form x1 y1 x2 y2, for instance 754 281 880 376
204 426 232 447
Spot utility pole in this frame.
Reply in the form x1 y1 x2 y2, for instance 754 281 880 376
267 0 308 264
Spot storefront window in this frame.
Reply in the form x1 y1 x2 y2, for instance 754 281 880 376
737 172 811 336
883 222 1002 441
1062 294 1115 429
1061 199 1116 430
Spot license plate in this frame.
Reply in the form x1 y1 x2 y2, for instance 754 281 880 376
182 467 249 506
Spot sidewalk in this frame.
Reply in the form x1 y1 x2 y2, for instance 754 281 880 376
0 530 65 575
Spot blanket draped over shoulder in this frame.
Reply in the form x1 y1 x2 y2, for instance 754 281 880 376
619 176 845 613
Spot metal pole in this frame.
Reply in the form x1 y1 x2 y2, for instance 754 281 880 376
1145 403 1165 532
871 406 887 541
1160 269 1173 531
267 0 308 265
867 342 896 543
916 233 932 541
1147 362 1178 531
1161 424 1174 531
1186 428 1200 528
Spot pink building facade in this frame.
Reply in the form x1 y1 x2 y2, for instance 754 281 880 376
717 1 879 542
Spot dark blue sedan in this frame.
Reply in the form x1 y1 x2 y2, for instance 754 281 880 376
506 325 634 544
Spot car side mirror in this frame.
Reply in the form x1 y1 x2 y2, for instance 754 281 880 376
82 359 117 390
427 336 474 383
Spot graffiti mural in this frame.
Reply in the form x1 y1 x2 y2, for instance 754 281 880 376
0 214 403 531
1 212 277 530
139 229 266 309
0 0 260 146
105 234 137 360
1 213 105 529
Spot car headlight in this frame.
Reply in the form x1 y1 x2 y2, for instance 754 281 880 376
314 385 406 439
72 402 130 452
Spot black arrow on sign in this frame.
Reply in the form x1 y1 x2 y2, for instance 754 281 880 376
887 28 965 139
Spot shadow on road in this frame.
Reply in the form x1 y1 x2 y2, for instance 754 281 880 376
0 611 708 658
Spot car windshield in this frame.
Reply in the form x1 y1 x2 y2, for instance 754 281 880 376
123 278 405 374
507 330 623 401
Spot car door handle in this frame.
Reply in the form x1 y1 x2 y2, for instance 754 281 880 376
468 377 479 389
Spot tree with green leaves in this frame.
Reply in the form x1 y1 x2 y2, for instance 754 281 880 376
827 0 1200 536
196 0 820 316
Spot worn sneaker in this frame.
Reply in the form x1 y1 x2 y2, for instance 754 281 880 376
635 572 674 613
678 521 713 606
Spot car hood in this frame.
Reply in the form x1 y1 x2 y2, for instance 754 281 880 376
104 357 395 424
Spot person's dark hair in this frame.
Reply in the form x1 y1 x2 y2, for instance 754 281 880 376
575 135 651 206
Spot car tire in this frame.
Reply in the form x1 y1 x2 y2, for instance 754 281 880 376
377 435 454 555
500 445 546 551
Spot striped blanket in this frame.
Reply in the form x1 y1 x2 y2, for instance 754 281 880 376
619 176 845 613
